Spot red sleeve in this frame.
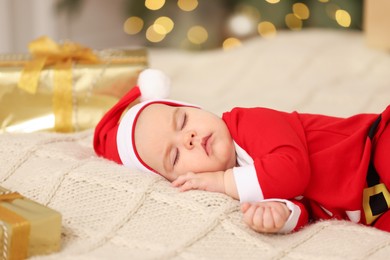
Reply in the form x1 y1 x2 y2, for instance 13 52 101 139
223 107 311 199
291 199 310 232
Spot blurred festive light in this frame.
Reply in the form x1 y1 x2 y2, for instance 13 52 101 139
177 0 198 12
153 16 174 34
227 5 260 37
58 0 362 50
187 26 208 44
227 13 257 37
152 23 166 35
335 9 351 27
293 3 310 20
123 16 144 35
257 21 277 38
285 13 303 30
222 37 242 50
146 25 166 42
265 0 280 4
145 0 165 11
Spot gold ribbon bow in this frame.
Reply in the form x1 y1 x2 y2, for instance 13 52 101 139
18 36 100 132
0 192 30 260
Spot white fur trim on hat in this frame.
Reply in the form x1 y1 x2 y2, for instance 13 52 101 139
117 99 199 174
117 100 155 173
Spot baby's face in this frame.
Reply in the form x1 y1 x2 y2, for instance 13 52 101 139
134 104 236 181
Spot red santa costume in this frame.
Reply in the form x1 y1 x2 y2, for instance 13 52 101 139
94 69 390 234
222 105 390 233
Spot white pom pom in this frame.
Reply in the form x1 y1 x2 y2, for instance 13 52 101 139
138 69 170 101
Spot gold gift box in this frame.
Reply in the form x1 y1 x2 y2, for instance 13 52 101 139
364 0 390 51
0 187 61 259
0 41 148 133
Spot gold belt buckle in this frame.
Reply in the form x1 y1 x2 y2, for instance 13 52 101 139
363 183 390 225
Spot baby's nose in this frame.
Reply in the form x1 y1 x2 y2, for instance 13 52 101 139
184 131 196 150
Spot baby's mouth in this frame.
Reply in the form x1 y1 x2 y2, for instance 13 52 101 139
202 134 212 156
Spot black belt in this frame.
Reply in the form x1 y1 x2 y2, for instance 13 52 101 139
363 114 390 224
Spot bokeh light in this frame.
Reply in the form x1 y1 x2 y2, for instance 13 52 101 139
293 3 310 20
145 0 165 11
187 26 208 44
228 14 257 37
123 16 144 35
154 16 174 34
177 0 198 12
115 0 362 50
227 4 260 37
257 21 277 38
335 9 351 27
285 13 303 30
223 37 242 50
146 25 165 42
265 0 280 4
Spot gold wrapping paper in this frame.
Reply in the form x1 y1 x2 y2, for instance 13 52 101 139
0 38 148 133
364 0 390 50
0 187 61 259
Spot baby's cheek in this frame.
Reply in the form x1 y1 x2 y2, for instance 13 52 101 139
219 144 236 167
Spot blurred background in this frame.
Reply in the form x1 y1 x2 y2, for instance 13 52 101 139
0 0 363 53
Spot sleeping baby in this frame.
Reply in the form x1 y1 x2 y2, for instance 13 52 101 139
94 69 390 234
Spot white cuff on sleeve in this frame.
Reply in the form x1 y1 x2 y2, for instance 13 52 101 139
233 165 264 203
262 198 301 234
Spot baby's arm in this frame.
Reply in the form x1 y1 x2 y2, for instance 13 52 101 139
171 170 311 234
171 169 239 200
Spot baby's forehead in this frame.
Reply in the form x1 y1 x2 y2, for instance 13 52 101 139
139 101 201 121
138 103 177 122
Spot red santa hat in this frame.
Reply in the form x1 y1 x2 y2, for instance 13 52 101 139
93 69 194 174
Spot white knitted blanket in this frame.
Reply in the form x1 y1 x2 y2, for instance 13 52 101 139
2 29 390 259
1 131 390 260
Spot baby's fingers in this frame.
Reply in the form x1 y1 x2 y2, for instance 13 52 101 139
270 207 286 229
172 172 195 187
260 206 275 230
242 204 257 227
178 179 201 192
171 172 202 192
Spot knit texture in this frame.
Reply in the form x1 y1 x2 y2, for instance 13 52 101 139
1 131 390 260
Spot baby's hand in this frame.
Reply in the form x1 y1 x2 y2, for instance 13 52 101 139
172 171 225 194
241 201 290 234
